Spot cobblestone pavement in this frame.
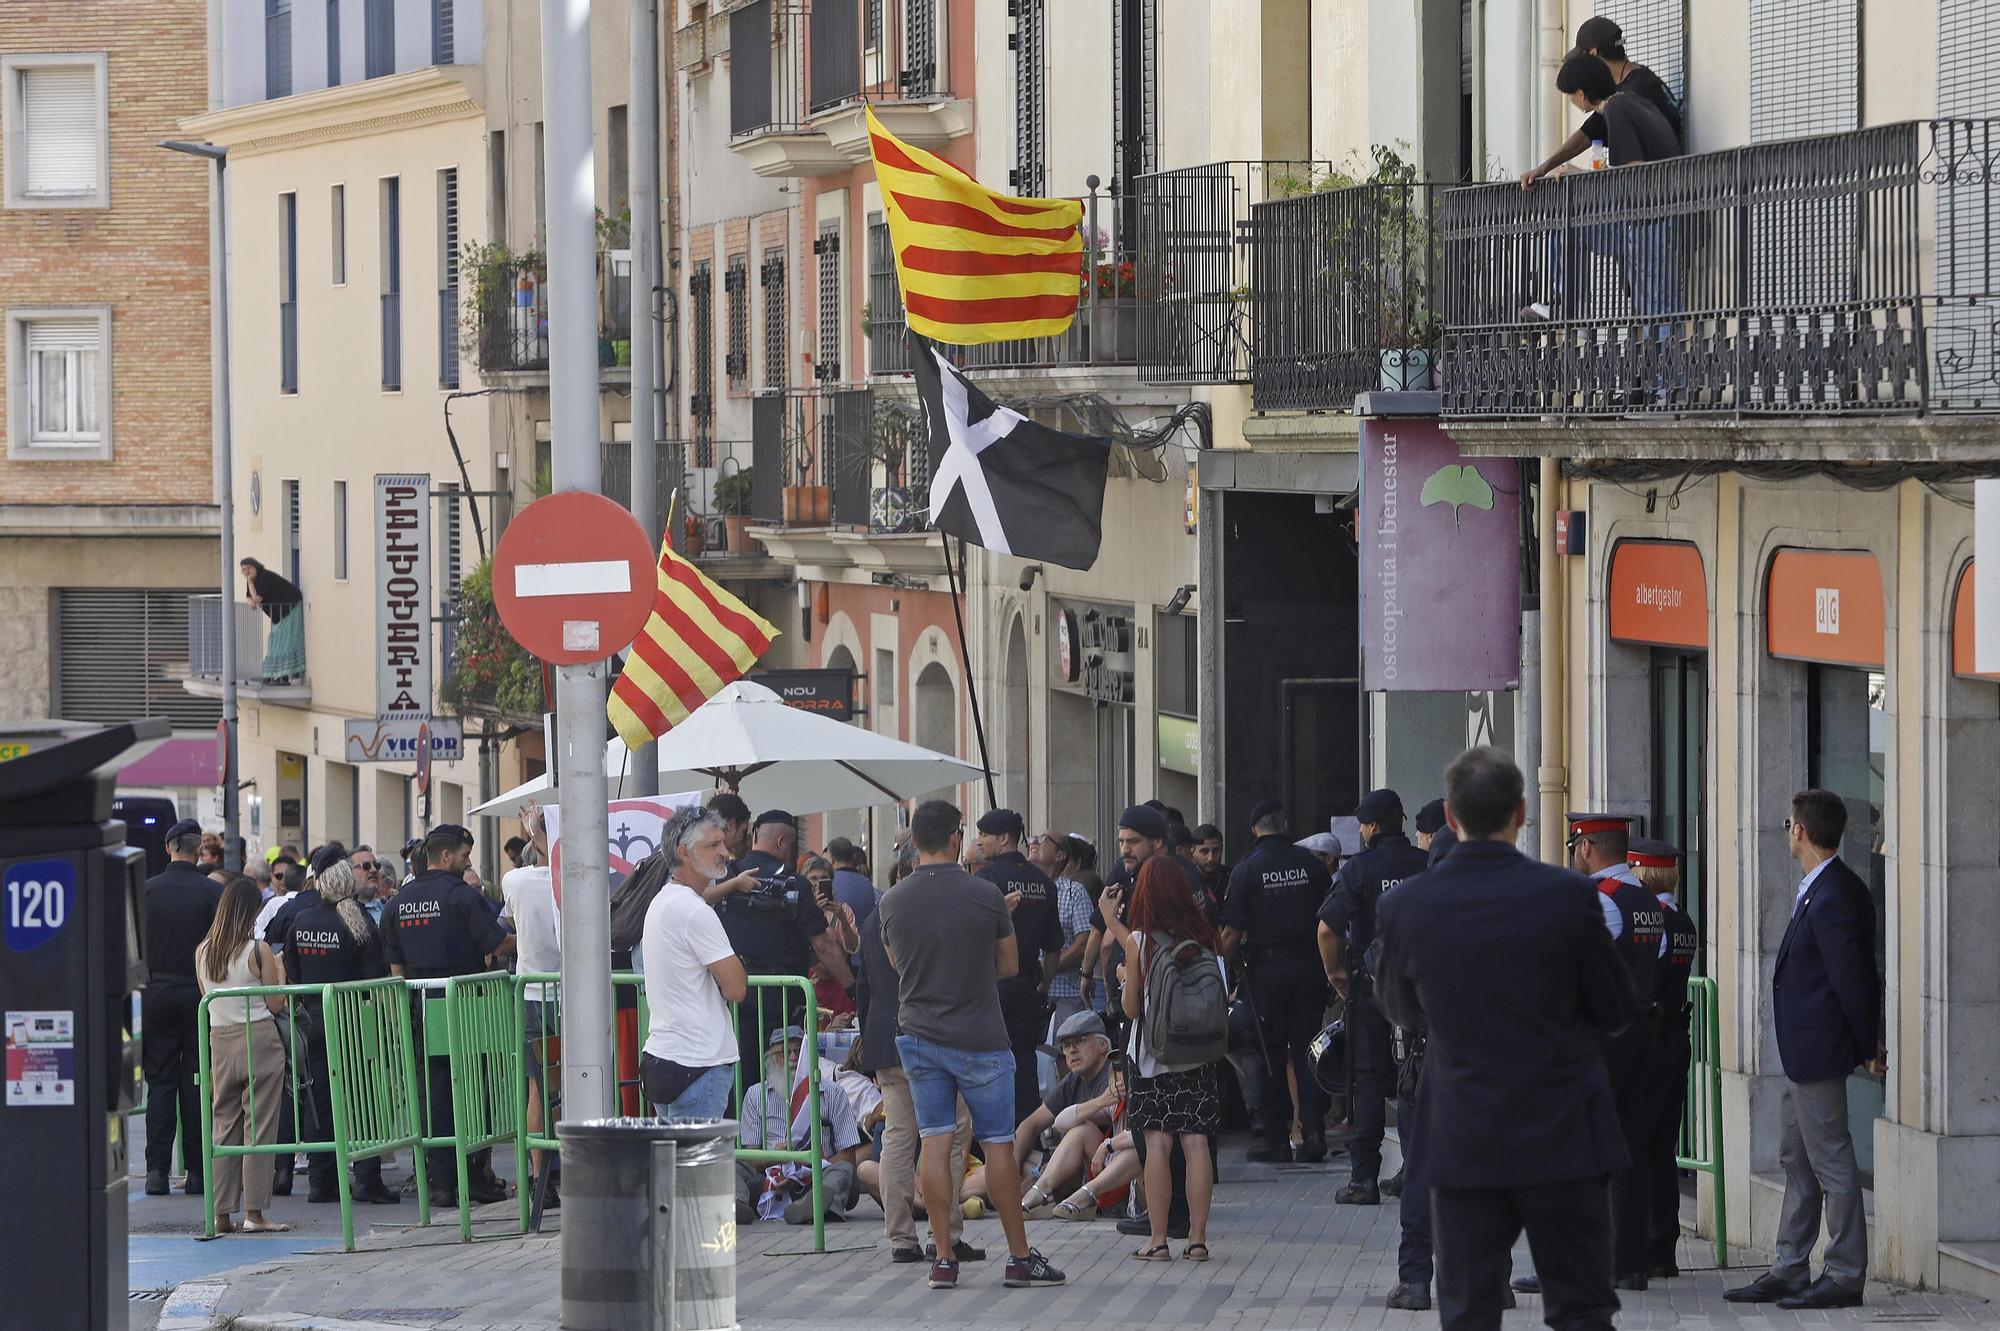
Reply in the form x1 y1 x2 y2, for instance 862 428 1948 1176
178 1147 1997 1331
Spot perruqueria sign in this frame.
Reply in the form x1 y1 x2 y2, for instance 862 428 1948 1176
376 474 432 719
343 717 464 764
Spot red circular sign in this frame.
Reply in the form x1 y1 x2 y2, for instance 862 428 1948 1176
414 721 433 795
493 492 657 666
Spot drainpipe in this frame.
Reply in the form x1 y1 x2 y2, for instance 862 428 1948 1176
1537 455 1565 864
1469 0 1485 179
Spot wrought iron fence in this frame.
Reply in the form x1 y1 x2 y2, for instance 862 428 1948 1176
1438 118 2000 417
474 257 548 372
733 0 952 140
747 385 930 532
1249 182 1443 410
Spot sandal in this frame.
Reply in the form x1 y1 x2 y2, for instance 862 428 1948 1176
1053 1195 1098 1222
1184 1243 1210 1263
1133 1243 1175 1262
240 1220 292 1233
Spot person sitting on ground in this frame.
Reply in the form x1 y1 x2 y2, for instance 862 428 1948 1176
965 1011 1118 1214
737 1025 866 1226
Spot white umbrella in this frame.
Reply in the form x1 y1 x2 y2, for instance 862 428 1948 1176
470 680 985 816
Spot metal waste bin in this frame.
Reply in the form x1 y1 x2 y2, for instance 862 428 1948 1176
559 1117 739 1331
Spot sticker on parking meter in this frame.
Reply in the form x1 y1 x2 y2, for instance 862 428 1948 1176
6 1010 76 1106
4 859 73 953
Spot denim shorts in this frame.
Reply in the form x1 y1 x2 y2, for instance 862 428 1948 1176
895 1033 1015 1144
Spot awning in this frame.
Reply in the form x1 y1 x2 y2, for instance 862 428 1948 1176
1766 549 1885 668
1608 539 1708 650
117 735 219 788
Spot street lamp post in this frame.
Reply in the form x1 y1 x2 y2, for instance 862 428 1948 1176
160 139 239 871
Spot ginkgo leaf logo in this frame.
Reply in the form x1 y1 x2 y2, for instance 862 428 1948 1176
1419 465 1495 530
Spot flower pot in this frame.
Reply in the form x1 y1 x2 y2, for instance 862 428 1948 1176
723 513 756 553
783 484 830 526
612 339 632 367
1088 300 1141 363
681 517 706 558
1380 347 1435 392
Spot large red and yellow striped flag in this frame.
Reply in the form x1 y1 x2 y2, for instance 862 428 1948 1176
867 104 1084 345
607 540 779 750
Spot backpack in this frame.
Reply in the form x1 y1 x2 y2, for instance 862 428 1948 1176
608 852 672 967
1139 930 1230 1069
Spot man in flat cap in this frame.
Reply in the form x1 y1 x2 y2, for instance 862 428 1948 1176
141 818 225 1195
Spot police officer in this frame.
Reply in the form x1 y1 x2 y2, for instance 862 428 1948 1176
264 841 343 954
975 808 1067 1119
1413 799 1448 853
1631 836 1697 1278
1317 788 1430 1204
283 857 397 1205
383 824 514 1208
141 819 225 1196
715 810 851 1077
1220 799 1334 1164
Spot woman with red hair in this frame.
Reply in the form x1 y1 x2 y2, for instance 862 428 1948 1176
1102 855 1220 1262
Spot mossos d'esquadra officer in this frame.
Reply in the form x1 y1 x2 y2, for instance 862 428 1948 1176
1627 836 1698 1280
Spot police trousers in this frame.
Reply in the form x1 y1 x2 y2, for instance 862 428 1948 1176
1602 1021 1659 1280
142 978 204 1183
1648 1023 1691 1268
409 997 492 1186
298 1006 385 1195
1433 1176 1617 1331
1347 996 1394 1184
1396 1082 1434 1286
1247 958 1328 1149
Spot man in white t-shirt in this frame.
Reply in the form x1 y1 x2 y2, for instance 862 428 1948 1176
640 806 749 1125
501 805 564 1201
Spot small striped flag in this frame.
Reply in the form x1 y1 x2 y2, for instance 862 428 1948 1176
607 539 780 750
867 105 1084 345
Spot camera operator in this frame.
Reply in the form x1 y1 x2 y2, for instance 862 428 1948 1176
716 810 854 1075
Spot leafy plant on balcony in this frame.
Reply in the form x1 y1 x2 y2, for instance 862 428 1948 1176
596 203 632 251
439 558 545 722
460 239 546 361
1293 143 1441 351
715 466 755 516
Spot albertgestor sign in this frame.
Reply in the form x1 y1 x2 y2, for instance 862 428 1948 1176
752 668 856 721
1608 540 1709 650
375 474 432 719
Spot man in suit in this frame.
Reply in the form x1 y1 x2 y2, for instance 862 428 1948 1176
1377 746 1635 1331
1725 789 1882 1310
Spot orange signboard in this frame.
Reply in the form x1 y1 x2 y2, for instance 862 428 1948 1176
1608 540 1709 649
1950 562 2000 680
1766 549 1885 668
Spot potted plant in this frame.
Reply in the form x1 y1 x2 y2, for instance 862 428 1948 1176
715 466 757 553
1303 144 1440 392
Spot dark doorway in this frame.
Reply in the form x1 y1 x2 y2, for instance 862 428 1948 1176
1651 650 1708 968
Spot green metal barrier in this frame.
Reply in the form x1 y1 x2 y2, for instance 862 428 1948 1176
407 973 528 1242
197 978 428 1251
730 975 824 1253
1676 975 1727 1267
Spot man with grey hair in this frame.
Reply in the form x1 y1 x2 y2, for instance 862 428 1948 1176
640 806 750 1121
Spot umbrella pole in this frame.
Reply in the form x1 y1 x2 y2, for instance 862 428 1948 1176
940 535 999 809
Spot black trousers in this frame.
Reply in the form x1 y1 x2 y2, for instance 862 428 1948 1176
142 979 203 1183
1396 1085 1433 1286
1603 1024 1659 1279
299 1009 384 1194
1000 982 1050 1123
1648 1028 1692 1267
733 976 807 1087
1433 1177 1618 1331
1347 997 1394 1184
1248 958 1328 1148
409 998 491 1186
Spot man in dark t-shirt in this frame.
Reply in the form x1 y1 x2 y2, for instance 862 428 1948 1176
1520 15 1683 189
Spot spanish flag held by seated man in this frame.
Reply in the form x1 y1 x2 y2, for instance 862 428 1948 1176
866 104 1084 344
608 539 780 750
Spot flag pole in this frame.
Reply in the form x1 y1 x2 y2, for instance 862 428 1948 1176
940 533 999 809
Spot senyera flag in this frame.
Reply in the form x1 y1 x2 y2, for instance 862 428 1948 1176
608 539 780 750
867 104 1084 345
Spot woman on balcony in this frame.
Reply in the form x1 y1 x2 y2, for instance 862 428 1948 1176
241 557 304 684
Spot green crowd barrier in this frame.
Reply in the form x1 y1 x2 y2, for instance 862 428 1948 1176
729 975 824 1253
197 978 427 1251
1676 975 1727 1268
410 973 527 1242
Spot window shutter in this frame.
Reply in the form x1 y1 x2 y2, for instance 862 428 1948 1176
55 589 221 730
21 66 100 197
26 319 99 354
1749 0 1858 142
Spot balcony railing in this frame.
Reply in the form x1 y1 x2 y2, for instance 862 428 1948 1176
1438 119 2000 418
747 385 930 533
188 596 306 688
730 0 953 141
1250 182 1442 410
471 251 633 374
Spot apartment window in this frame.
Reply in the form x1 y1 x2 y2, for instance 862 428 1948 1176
761 252 787 390
327 0 342 85
280 192 299 393
903 0 937 97
333 479 350 579
607 104 629 217
437 167 460 389
1111 0 1158 236
533 122 547 249
432 0 455 64
330 183 346 283
266 0 294 98
441 483 463 596
381 176 402 390
284 478 303 586
690 261 714 442
725 256 748 390
365 0 395 79
815 222 841 382
487 129 507 246
3 54 110 210
1011 0 1046 195
6 307 112 460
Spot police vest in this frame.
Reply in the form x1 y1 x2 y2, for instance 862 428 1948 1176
1599 876 1664 1007
1655 894 1698 1017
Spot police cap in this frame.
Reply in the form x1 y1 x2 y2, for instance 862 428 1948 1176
1627 836 1680 868
976 808 1026 838
308 844 348 876
1414 798 1448 835
1247 798 1286 832
1567 811 1634 839
1354 789 1404 825
164 818 203 845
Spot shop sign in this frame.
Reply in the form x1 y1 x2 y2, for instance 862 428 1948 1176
1157 715 1199 777
1766 549 1884 667
1608 540 1709 649
1358 418 1521 691
752 668 856 721
343 717 464 764
1950 562 2000 681
376 474 432 718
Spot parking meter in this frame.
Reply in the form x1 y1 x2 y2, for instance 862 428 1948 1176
1 718 168 1331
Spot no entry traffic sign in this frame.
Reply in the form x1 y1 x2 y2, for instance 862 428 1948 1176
493 492 657 666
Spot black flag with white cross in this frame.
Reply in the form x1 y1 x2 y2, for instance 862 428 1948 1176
911 337 1112 571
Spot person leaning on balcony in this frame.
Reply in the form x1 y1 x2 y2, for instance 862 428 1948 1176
240 557 302 620
1520 16 1684 191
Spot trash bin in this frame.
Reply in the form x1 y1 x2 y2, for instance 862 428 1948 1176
558 1117 739 1331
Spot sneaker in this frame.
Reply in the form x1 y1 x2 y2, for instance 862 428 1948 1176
891 1245 926 1264
927 1258 959 1290
1380 1170 1403 1198
1335 1181 1380 1206
925 1240 987 1262
1002 1248 1066 1288
1520 301 1553 321
1386 1282 1431 1311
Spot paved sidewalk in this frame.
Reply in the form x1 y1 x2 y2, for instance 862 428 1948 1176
178 1147 1996 1331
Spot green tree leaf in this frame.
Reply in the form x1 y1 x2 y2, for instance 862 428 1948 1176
1419 465 1495 530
